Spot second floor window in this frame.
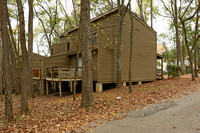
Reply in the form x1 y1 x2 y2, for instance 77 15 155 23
92 33 97 44
51 48 54 55
67 42 70 51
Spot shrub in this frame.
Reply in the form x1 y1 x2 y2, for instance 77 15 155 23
167 65 182 77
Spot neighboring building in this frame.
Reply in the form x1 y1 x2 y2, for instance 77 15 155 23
157 44 165 55
34 7 159 96
157 44 166 72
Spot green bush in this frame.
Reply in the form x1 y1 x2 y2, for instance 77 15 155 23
185 66 191 74
167 65 182 77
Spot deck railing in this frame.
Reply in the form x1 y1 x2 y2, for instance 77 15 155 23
46 67 82 79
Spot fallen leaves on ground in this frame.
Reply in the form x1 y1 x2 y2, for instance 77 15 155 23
0 75 199 132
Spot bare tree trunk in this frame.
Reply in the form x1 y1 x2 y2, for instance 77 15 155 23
0 29 3 102
28 0 34 98
116 1 130 88
8 34 18 94
198 48 200 69
17 16 20 56
7 13 21 95
174 0 179 67
182 39 185 68
180 20 195 81
150 0 153 28
189 53 195 80
72 0 80 99
80 0 94 107
16 0 29 114
137 0 144 20
72 0 79 27
73 30 80 101
180 45 185 74
129 3 133 93
174 0 185 75
1 0 14 121
116 4 123 88
194 48 198 77
194 12 199 77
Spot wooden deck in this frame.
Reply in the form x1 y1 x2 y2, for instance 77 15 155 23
33 67 82 97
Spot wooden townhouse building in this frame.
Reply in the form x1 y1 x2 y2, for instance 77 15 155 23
33 7 163 97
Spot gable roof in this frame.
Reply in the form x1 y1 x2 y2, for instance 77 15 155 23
59 7 156 37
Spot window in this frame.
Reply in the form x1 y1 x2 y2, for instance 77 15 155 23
51 48 54 55
92 33 97 44
67 42 70 51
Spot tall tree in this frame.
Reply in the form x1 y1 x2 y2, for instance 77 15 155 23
80 0 94 107
1 0 14 122
136 0 144 20
194 0 199 77
160 0 185 74
16 0 29 114
34 0 59 55
7 11 21 95
28 0 34 98
0 25 2 102
72 0 79 27
128 3 133 93
116 0 130 88
179 1 200 81
150 0 153 27
73 30 81 101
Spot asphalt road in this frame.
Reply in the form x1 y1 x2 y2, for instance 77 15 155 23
92 89 200 133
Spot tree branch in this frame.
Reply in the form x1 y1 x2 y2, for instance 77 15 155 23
180 0 193 19
160 0 174 18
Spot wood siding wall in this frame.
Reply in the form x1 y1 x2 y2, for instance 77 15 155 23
122 13 157 82
98 12 118 83
33 53 45 68
43 55 69 68
51 43 66 55
98 11 157 83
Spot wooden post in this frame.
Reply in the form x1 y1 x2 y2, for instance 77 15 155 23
96 83 103 92
0 37 2 101
59 81 62 97
58 67 62 97
122 82 126 87
51 67 53 90
161 58 163 78
53 82 56 90
138 81 142 85
46 80 49 96
41 59 45 95
70 81 73 92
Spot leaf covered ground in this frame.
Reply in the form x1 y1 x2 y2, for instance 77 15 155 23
0 75 199 132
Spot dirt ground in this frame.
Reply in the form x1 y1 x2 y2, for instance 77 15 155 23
0 75 199 132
